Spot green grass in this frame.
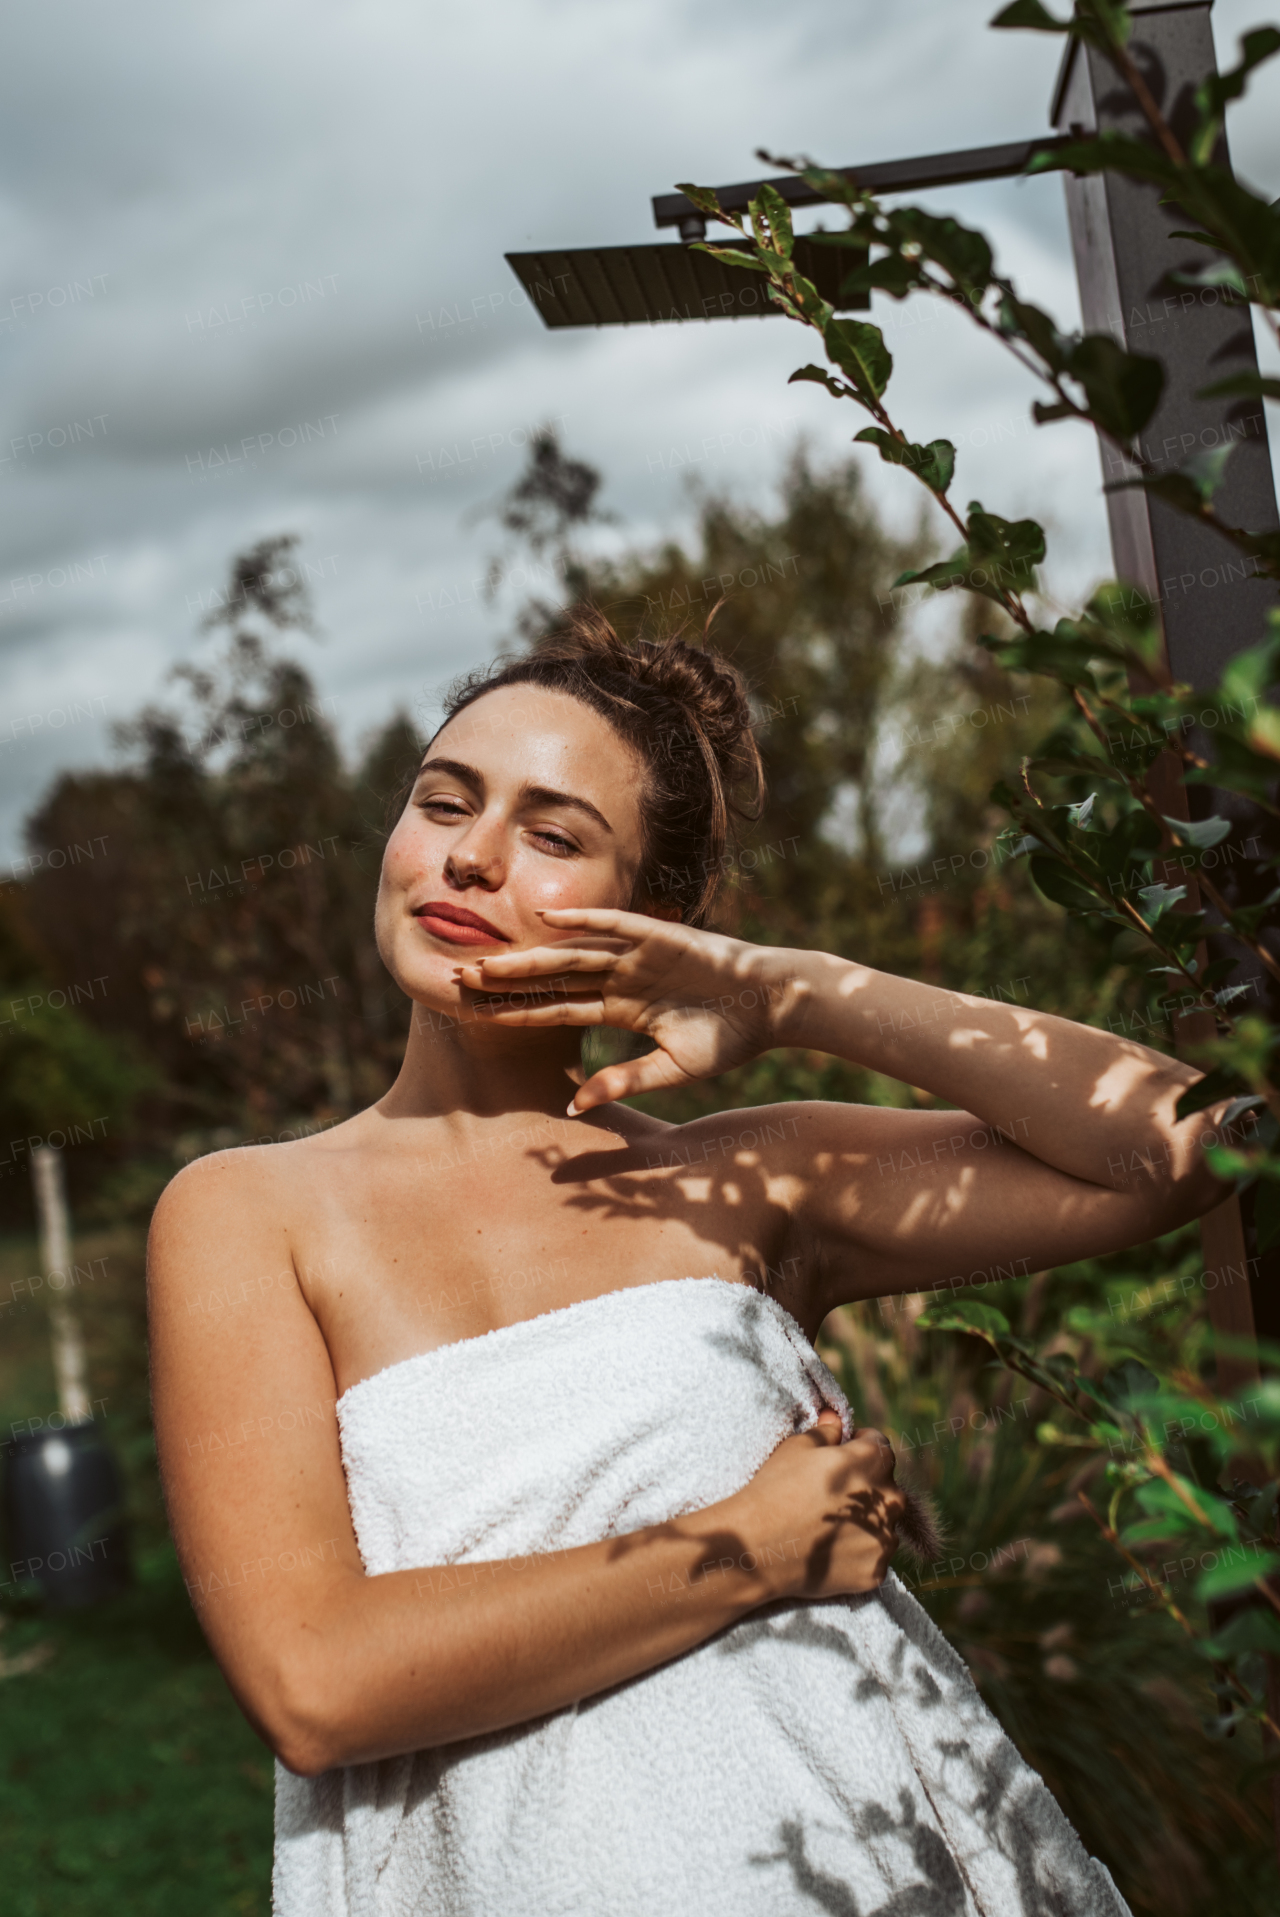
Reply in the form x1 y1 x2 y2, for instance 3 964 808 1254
1 1226 273 1915
0 1551 273 1917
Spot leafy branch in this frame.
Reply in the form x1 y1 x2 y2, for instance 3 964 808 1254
679 0 1280 1748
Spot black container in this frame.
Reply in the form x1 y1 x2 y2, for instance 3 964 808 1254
2 1423 131 1611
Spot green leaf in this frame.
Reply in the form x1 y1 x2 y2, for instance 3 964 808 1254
982 627 1100 689
1205 1606 1280 1661
1029 857 1101 912
1066 335 1164 439
1184 443 1236 499
997 294 1072 371
965 504 1045 572
1191 27 1280 166
888 208 994 298
1137 1477 1241 1543
1171 259 1251 298
695 244 767 275
1161 812 1233 850
1080 582 1164 668
1136 880 1187 917
1120 1515 1198 1549
789 363 848 399
916 1302 1012 1339
854 427 955 493
1166 229 1221 248
991 0 1136 53
674 182 727 220
838 253 922 301
1198 372 1280 403
1097 1359 1160 1412
899 508 1045 611
990 0 1065 27
1198 1551 1280 1602
751 183 795 258
822 316 892 401
1026 132 1181 194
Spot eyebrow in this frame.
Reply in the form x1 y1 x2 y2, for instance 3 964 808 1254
416 758 614 834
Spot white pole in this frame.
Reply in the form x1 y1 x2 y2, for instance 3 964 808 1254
31 1144 91 1425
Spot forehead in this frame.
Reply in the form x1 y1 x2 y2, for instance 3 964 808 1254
431 684 642 787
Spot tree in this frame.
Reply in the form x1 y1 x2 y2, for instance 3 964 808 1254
19 538 423 1183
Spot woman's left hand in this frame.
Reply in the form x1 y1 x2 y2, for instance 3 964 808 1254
452 908 795 1110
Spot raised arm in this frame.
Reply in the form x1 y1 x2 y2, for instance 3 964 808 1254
762 950 1241 1305
457 910 1241 1312
148 1148 903 1775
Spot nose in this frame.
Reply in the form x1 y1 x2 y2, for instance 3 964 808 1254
441 801 509 891
445 836 503 887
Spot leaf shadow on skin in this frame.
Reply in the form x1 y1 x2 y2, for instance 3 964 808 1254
531 1122 815 1313
528 1009 1181 1327
530 1127 947 1565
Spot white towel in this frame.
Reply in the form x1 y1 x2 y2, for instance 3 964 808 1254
273 1275 1130 1916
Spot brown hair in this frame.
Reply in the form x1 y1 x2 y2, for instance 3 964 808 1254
431 606 764 926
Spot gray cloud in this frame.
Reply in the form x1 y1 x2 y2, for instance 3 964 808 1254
1 0 1276 857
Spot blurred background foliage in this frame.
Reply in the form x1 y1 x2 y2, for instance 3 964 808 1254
1 432 1273 1913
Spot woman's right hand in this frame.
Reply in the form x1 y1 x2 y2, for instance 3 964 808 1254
735 1411 907 1599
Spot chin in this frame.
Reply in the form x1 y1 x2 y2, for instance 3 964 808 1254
388 950 471 1014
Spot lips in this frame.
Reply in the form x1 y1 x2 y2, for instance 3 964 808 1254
413 900 511 946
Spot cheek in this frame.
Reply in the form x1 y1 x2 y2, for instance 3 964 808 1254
380 816 441 895
513 848 632 912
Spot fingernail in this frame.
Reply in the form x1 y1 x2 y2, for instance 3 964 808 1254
566 1098 580 1116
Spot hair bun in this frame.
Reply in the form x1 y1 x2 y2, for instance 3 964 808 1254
438 603 764 925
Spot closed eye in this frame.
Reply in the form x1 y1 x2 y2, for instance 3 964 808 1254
531 829 579 856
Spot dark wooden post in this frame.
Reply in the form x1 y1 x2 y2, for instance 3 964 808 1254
1053 0 1280 1376
1054 0 1280 1847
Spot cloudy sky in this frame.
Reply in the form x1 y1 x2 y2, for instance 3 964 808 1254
2 0 1277 862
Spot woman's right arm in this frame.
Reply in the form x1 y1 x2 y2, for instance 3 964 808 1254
149 1151 903 1779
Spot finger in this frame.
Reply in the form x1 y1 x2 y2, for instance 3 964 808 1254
568 1048 697 1115
808 1411 844 1447
460 946 620 985
470 993 607 1029
846 1432 897 1481
537 906 677 937
460 972 597 1002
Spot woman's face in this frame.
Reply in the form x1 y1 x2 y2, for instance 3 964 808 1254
376 683 649 1011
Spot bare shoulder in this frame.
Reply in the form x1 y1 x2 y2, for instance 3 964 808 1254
150 1142 291 1260
150 1113 370 1248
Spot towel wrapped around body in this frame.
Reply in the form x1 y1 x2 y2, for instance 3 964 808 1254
273 1275 1129 1916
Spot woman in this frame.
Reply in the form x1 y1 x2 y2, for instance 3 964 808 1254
150 611 1230 1915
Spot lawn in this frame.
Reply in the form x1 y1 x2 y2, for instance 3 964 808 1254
1 1225 274 1915
0 1553 274 1917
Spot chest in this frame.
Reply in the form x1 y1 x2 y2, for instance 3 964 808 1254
293 1131 805 1398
